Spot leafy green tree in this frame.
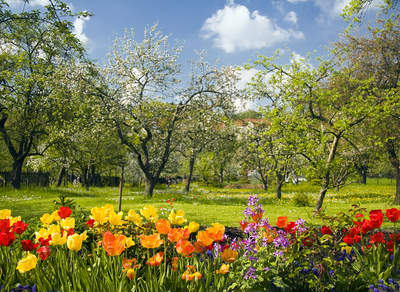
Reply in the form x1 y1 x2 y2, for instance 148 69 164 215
0 1 85 188
248 53 375 210
334 15 400 202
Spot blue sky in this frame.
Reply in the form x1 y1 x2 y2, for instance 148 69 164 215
6 0 381 101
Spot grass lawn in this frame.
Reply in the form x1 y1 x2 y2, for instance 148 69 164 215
0 178 397 227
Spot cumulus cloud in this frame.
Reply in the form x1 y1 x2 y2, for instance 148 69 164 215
73 15 90 46
201 3 304 53
284 11 297 24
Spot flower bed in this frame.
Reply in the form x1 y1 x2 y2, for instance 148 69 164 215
1 196 400 291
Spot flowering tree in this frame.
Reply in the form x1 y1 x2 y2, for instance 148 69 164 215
97 26 238 197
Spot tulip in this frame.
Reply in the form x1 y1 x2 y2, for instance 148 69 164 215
216 264 229 275
125 210 143 226
16 253 37 273
276 216 288 228
147 251 164 266
221 248 238 263
176 239 194 257
156 219 171 234
102 231 126 256
140 233 163 249
140 205 158 222
0 209 11 220
58 206 72 219
67 232 87 252
37 246 51 260
168 209 187 225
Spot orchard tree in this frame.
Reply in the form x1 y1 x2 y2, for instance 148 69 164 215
334 15 400 202
0 1 86 188
96 26 238 197
248 53 375 210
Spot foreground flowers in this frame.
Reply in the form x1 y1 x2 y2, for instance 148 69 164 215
1 200 400 292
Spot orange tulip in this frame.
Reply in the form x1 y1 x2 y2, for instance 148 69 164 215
196 230 214 246
102 231 126 256
176 239 195 257
171 257 179 272
206 223 225 241
167 228 188 243
221 248 238 263
147 251 164 266
140 233 164 249
155 219 171 235
194 241 206 253
276 216 288 228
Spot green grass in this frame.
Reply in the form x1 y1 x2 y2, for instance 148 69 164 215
0 178 397 227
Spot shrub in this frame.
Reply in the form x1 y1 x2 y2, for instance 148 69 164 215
293 192 311 207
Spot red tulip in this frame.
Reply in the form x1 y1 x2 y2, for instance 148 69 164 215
386 208 400 223
21 239 38 251
12 221 28 235
0 231 16 246
37 246 51 260
321 225 332 235
0 219 10 233
58 206 72 219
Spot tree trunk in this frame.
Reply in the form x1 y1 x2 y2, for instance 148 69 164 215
219 168 224 185
56 166 66 187
11 159 24 189
145 177 155 198
316 175 329 211
315 135 340 211
386 141 400 204
262 175 268 191
185 156 196 193
356 165 368 184
118 165 124 212
276 171 283 199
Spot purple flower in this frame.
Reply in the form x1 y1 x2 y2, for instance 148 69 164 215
244 267 257 280
264 266 270 272
248 194 259 206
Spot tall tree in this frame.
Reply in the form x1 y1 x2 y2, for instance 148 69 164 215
334 15 400 202
96 26 238 197
0 2 85 188
248 54 374 210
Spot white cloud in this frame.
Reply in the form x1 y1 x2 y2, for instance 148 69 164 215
284 11 297 24
201 3 304 53
5 0 49 7
313 0 350 17
73 15 90 46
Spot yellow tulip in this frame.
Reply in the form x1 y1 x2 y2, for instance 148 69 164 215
0 209 11 219
125 236 135 248
216 264 229 275
67 232 87 251
187 221 200 233
51 232 67 245
169 209 187 225
103 204 115 217
108 212 124 226
51 210 61 222
40 213 53 226
91 207 107 224
61 218 75 230
140 205 158 222
16 253 37 273
125 210 143 226
9 216 21 226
